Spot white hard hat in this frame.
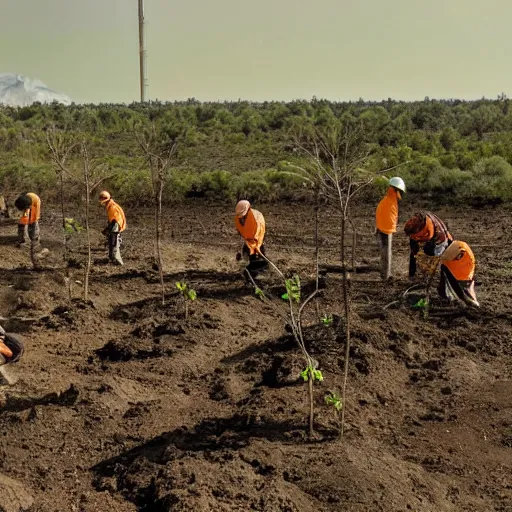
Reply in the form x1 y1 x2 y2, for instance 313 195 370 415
389 177 406 193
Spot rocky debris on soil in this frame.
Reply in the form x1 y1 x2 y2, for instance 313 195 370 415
0 473 34 512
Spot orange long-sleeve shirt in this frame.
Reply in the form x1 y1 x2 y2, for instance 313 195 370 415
19 193 41 225
0 339 13 359
376 187 400 235
234 208 265 255
442 241 475 281
405 212 452 244
105 199 126 232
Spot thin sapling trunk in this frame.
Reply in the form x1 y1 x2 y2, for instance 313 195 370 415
340 210 351 438
84 172 91 302
155 176 165 306
314 194 320 318
349 218 357 272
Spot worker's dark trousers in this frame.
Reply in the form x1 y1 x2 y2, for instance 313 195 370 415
377 230 392 280
108 232 124 266
18 222 40 247
438 265 479 307
242 244 268 277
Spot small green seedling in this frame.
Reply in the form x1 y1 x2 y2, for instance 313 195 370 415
300 365 323 382
281 275 301 303
413 297 429 309
255 287 265 300
64 218 84 234
325 391 343 435
176 281 197 319
321 314 333 326
325 391 342 411
413 297 429 319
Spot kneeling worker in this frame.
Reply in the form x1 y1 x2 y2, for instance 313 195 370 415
438 240 479 307
15 192 41 248
234 200 268 277
99 191 126 266
0 325 24 385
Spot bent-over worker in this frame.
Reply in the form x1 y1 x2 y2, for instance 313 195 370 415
438 240 479 307
375 177 406 280
404 211 453 280
99 190 126 266
15 192 41 248
234 200 268 277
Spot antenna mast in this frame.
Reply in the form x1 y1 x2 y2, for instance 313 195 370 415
138 0 148 102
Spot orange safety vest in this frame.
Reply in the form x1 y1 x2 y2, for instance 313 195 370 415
443 242 475 281
19 193 41 225
105 199 126 232
234 208 265 255
376 187 400 235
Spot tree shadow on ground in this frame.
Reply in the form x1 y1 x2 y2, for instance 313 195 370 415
1 384 79 413
221 335 296 366
0 235 20 246
92 413 337 478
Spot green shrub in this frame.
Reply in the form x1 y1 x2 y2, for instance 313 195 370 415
199 170 235 201
459 156 512 203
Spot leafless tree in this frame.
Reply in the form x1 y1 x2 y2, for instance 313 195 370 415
135 124 178 306
47 129 111 301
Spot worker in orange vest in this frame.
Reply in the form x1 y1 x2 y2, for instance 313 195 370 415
234 200 268 278
438 240 479 307
0 325 24 386
404 211 453 280
99 190 126 266
375 177 405 280
14 192 41 248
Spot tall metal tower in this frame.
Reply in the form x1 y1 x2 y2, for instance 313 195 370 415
138 0 148 102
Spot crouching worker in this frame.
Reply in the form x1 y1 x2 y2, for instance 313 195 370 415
438 241 479 307
405 211 453 280
234 200 268 278
99 190 126 266
15 192 41 248
0 325 24 386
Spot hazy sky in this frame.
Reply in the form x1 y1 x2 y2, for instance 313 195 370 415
0 0 510 104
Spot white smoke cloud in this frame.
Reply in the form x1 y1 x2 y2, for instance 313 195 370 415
0 73 71 107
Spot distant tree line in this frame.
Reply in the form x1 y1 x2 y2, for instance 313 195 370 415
1 96 512 206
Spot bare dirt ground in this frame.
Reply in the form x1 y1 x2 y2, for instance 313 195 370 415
0 202 510 512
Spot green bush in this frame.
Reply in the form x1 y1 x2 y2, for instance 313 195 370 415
459 156 512 203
